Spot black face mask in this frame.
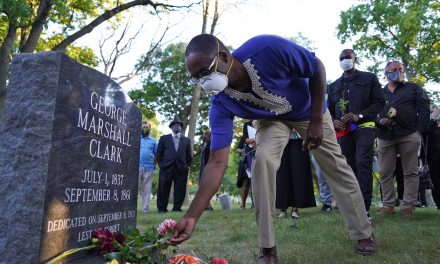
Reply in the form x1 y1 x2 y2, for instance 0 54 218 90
141 129 150 137
171 125 182 134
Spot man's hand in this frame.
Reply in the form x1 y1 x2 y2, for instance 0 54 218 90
333 120 346 131
341 113 360 123
169 217 197 246
303 121 323 151
379 118 391 126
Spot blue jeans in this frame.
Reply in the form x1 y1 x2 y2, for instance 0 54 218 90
311 154 333 205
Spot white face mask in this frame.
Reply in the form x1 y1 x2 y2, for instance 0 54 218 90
200 71 229 96
340 58 354 71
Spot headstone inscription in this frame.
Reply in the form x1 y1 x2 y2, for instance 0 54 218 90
0 52 141 263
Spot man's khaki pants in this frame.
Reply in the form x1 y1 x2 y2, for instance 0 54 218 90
377 132 421 209
252 110 372 248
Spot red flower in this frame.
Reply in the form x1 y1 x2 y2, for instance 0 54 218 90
210 257 228 264
91 229 119 254
92 229 112 243
112 232 125 245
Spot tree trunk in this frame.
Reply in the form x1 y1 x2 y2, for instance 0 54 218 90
20 0 54 53
201 0 210 34
187 84 201 151
0 22 18 123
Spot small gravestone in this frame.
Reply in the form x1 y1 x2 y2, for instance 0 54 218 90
0 52 141 263
218 193 232 210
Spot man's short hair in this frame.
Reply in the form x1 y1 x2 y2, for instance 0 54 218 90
185 34 229 58
341 48 355 55
384 60 403 71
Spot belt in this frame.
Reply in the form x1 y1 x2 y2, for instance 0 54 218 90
358 121 376 128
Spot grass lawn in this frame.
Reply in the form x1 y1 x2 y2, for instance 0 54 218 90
137 201 440 264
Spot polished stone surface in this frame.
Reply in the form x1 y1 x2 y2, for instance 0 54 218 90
0 52 141 263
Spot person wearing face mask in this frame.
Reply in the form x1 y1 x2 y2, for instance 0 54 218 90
328 49 385 222
376 61 430 219
139 121 158 213
156 119 193 213
169 34 379 263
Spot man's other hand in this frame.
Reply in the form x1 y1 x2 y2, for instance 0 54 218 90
341 113 360 123
379 118 391 126
333 120 346 131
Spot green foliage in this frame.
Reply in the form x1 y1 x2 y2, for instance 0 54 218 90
337 98 349 115
35 33 99 66
106 226 170 263
337 0 440 84
129 42 211 131
0 0 32 24
286 32 317 50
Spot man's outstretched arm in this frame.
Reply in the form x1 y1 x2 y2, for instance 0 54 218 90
169 146 229 245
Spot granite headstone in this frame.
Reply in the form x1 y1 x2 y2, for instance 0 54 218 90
0 52 141 263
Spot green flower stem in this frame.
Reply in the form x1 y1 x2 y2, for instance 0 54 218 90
139 239 168 251
45 244 97 264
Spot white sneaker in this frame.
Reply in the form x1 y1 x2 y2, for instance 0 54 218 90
278 211 287 218
291 210 300 219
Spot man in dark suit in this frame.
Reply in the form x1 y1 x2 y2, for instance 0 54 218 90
156 119 192 213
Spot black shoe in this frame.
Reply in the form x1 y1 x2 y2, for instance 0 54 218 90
205 206 214 211
172 208 182 212
321 204 332 212
158 210 168 214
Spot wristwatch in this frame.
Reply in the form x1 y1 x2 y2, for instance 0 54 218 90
358 113 364 119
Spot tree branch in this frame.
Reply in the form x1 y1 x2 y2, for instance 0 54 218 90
52 0 196 51
20 0 54 53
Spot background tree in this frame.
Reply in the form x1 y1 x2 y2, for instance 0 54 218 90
187 0 248 153
128 42 211 134
0 0 195 122
287 32 317 51
337 0 440 85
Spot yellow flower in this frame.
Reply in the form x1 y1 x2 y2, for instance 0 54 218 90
387 107 397 118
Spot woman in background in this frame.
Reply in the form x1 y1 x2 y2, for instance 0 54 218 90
276 130 316 219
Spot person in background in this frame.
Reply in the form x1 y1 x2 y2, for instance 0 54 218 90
328 49 385 222
376 61 430 219
236 120 255 209
170 34 377 263
310 155 334 212
199 130 214 211
139 121 158 213
156 119 192 213
276 130 316 219
425 106 440 212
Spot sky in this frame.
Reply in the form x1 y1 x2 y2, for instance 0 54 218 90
96 0 359 90
77 0 436 133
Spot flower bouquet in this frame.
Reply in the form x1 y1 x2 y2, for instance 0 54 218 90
45 219 229 264
45 219 177 264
